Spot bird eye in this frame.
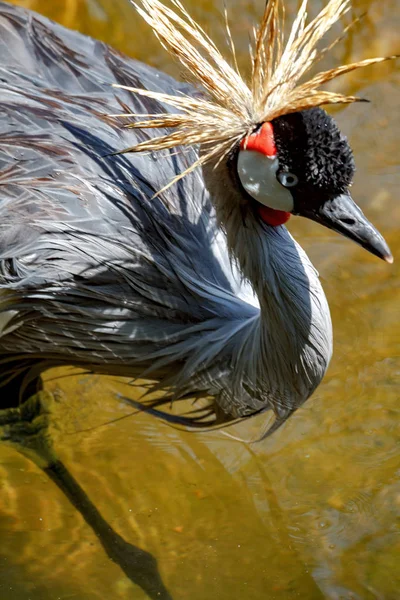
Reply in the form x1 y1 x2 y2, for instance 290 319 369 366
277 172 298 188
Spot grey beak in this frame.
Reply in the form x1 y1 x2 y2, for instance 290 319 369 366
306 193 393 263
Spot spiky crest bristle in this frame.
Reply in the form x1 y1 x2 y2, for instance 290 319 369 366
112 0 397 192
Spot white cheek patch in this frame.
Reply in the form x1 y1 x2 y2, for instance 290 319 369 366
237 150 294 212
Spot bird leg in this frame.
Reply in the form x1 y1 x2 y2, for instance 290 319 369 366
0 390 56 466
0 406 21 426
0 360 44 409
0 391 173 600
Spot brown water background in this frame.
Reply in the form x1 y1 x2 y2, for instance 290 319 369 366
0 0 399 598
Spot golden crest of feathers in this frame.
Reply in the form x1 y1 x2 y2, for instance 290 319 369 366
112 0 396 190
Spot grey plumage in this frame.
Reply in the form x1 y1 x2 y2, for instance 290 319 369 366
0 2 334 435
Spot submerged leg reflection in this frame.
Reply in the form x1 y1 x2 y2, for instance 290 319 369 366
0 391 173 600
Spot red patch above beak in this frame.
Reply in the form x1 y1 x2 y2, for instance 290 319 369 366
241 122 277 157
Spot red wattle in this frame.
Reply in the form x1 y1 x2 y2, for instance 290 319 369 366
241 122 276 157
257 205 291 227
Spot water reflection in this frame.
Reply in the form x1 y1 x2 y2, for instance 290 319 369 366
1 0 399 599
44 459 173 600
1 392 172 598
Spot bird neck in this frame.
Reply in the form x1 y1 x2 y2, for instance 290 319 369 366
202 158 333 414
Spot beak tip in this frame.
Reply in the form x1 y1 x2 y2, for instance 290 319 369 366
384 253 394 265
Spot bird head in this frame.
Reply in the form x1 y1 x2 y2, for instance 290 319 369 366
237 108 392 262
113 0 396 263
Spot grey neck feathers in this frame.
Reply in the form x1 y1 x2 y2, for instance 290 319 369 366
202 159 333 420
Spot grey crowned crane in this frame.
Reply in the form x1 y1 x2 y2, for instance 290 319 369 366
0 0 395 439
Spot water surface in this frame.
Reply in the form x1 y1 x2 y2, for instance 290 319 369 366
1 0 399 598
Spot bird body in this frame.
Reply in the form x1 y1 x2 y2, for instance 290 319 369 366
0 0 393 434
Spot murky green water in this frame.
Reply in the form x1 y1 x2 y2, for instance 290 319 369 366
1 0 399 598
